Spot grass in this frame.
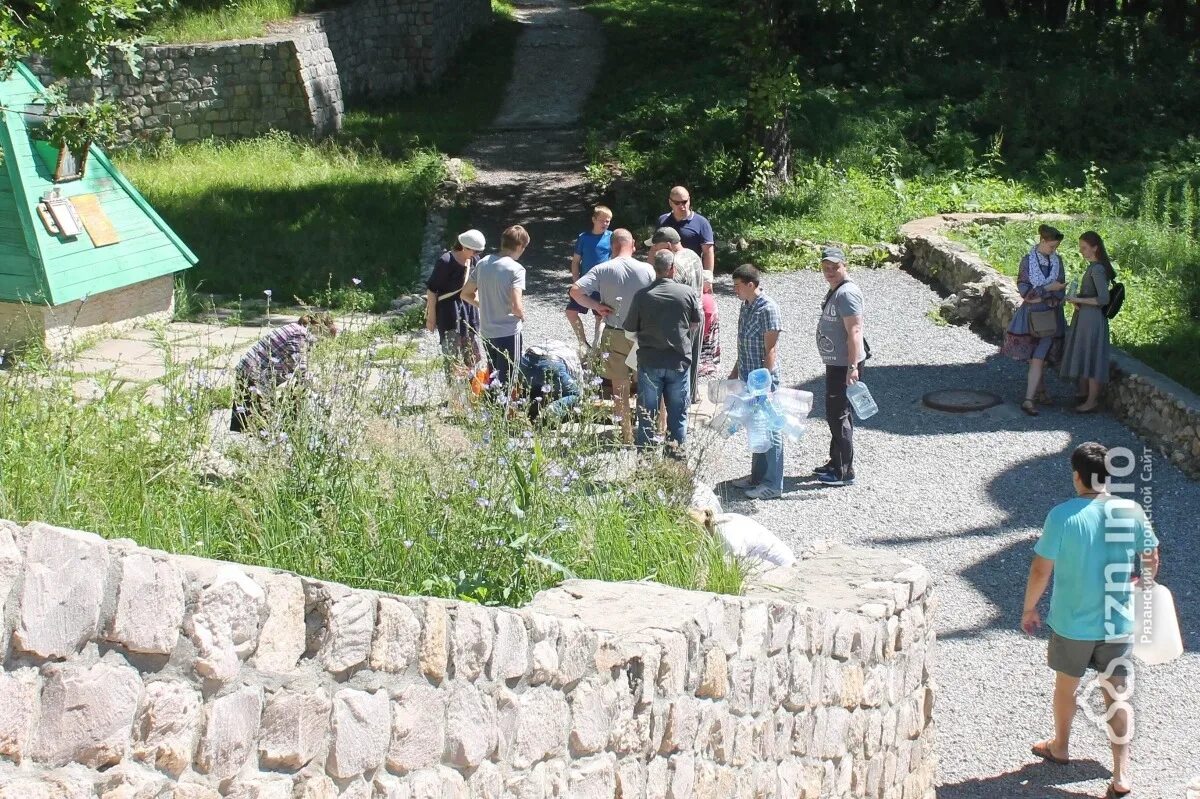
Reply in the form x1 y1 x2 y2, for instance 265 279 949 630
116 132 445 311
340 14 521 157
947 219 1200 394
144 0 308 44
0 326 741 604
121 5 520 310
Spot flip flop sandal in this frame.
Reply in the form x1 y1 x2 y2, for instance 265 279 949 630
1021 400 1040 417
1030 741 1068 765
1106 784 1131 798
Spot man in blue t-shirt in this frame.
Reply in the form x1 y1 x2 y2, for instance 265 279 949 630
565 205 614 350
1021 442 1159 798
656 186 715 271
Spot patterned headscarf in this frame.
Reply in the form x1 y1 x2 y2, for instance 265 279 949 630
1026 246 1062 290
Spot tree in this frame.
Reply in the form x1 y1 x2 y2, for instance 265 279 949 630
1 0 165 154
1 0 164 79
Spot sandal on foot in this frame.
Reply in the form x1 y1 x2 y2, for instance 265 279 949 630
1030 741 1068 765
1106 784 1131 798
1021 399 1040 417
1035 390 1052 405
1075 404 1099 414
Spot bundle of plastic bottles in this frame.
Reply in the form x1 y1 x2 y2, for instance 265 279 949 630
707 368 814 453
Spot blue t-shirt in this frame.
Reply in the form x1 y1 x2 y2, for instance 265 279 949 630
656 212 715 257
574 230 613 275
1035 496 1159 641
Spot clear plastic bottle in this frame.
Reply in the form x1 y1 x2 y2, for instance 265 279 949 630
846 380 878 420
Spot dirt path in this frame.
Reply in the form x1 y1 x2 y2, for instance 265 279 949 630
460 0 603 293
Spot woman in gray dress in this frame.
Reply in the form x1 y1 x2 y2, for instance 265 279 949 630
1001 224 1067 417
1061 231 1114 413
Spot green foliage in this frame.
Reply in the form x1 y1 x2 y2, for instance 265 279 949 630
115 132 446 309
143 0 304 43
40 96 125 152
1 0 167 78
0 331 742 604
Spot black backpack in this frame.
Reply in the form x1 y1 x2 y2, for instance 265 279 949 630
1105 280 1126 320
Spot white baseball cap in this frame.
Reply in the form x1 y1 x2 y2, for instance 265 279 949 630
457 229 486 251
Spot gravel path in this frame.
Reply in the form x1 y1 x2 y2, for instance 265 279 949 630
463 1 1200 795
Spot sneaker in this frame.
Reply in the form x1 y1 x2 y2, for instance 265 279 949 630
744 485 782 500
812 462 836 477
730 475 757 489
817 472 856 487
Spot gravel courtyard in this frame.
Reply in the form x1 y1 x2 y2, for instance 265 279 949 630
515 259 1199 799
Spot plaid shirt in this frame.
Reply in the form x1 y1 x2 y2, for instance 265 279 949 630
737 293 782 377
236 323 314 385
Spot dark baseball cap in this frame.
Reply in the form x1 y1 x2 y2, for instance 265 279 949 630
820 246 847 264
645 227 682 247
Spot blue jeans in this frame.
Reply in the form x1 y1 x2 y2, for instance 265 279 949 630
635 364 690 447
741 369 783 491
518 351 581 420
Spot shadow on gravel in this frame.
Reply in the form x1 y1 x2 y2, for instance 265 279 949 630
938 760 1110 799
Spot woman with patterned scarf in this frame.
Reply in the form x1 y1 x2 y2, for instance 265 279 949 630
1001 224 1068 417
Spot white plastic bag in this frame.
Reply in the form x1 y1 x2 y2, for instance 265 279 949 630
711 512 795 568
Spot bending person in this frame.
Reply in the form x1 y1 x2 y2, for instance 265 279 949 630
231 313 338 432
516 340 583 422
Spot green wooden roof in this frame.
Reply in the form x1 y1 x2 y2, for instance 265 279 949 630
0 64 196 305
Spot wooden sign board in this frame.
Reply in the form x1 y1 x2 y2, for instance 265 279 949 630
69 194 120 247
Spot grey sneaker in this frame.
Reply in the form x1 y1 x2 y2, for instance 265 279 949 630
744 485 782 500
730 475 757 489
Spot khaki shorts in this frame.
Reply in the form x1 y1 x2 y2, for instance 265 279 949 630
601 326 634 384
1048 632 1132 679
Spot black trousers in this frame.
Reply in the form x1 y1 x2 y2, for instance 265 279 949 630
825 363 864 479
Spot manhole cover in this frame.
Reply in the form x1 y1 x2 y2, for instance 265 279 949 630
922 389 1003 413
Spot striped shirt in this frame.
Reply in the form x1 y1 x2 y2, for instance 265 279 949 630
236 323 314 385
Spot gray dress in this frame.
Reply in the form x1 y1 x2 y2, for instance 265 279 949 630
1060 262 1111 383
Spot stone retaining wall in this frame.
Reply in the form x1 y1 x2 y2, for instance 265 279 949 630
25 0 491 144
0 520 937 798
901 213 1200 478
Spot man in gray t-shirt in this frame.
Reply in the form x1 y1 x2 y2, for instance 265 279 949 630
569 229 654 444
814 247 867 487
463 225 530 386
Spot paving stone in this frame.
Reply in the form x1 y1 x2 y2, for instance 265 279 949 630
186 565 268 682
328 687 390 779
419 600 449 682
451 603 494 681
132 680 203 777
108 552 185 655
258 688 331 770
490 610 530 681
387 682 446 772
445 681 497 767
569 753 617 799
252 573 306 674
34 661 142 768
498 686 570 769
371 597 421 673
14 523 110 659
196 686 264 780
0 667 40 763
696 645 728 700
